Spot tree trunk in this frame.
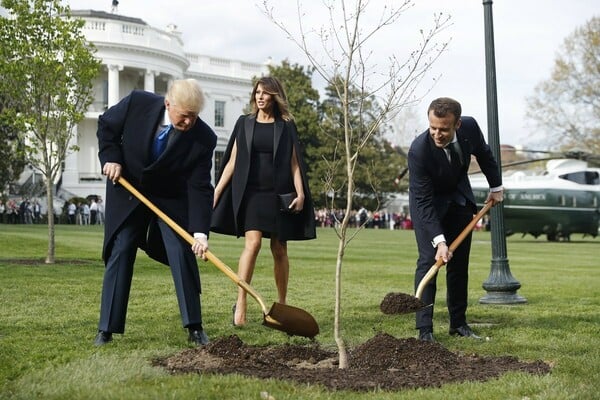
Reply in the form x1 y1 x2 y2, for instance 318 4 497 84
334 165 355 369
334 237 348 369
45 176 55 264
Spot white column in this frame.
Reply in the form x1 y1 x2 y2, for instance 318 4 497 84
62 125 79 186
107 64 123 107
144 70 156 93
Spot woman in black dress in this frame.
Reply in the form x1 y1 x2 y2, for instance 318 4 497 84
211 76 316 326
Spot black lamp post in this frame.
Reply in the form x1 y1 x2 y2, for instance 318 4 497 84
479 0 526 304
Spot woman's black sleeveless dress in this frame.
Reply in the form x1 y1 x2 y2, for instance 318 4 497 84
239 121 278 238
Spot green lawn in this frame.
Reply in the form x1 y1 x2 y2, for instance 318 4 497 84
0 224 598 399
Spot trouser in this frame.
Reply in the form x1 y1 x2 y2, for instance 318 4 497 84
97 206 202 333
414 203 473 330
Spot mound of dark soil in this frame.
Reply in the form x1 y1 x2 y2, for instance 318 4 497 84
380 292 428 314
154 333 551 392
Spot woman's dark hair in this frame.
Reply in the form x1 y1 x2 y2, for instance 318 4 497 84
250 76 293 121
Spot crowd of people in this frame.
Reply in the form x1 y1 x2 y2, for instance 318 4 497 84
0 197 105 225
65 198 105 225
314 207 413 230
0 198 42 224
313 207 489 231
0 195 417 232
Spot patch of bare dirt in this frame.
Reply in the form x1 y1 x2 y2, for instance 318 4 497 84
154 333 551 392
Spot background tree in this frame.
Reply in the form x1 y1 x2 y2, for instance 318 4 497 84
0 113 27 196
0 0 101 263
318 79 406 211
526 16 600 155
263 0 450 368
266 61 323 197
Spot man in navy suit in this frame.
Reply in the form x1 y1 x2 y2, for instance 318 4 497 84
94 79 217 346
408 97 503 342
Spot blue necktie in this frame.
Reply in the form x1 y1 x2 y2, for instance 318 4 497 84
152 124 172 161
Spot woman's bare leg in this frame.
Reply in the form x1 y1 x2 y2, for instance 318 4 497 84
271 238 289 304
234 230 262 326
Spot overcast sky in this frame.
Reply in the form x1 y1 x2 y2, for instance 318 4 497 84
64 0 597 148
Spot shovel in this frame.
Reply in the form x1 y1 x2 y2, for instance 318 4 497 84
380 202 493 315
415 201 493 300
117 177 319 338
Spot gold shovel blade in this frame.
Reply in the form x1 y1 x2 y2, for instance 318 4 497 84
263 302 320 338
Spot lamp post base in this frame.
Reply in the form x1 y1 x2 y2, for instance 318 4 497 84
479 256 527 304
479 291 527 304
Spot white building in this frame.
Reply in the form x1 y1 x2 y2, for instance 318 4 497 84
60 10 268 199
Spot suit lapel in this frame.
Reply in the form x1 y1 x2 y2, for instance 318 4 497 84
428 135 449 167
146 103 167 164
244 116 255 157
273 119 284 162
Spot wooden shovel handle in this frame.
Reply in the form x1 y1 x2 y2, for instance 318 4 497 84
448 201 493 254
117 177 270 314
415 201 493 299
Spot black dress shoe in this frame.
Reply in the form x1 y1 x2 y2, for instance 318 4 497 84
94 331 112 346
188 329 210 346
418 327 435 342
449 324 482 339
418 331 435 342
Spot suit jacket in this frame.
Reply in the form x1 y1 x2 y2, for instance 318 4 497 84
211 114 316 241
97 90 217 264
408 116 501 241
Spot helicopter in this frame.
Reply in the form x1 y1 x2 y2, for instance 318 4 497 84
469 151 600 241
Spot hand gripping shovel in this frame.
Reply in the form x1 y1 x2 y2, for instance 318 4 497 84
118 177 319 338
380 202 493 315
414 201 494 299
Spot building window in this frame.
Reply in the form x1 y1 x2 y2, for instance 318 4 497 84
215 100 225 127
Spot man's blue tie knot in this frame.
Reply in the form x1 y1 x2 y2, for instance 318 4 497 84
152 124 172 161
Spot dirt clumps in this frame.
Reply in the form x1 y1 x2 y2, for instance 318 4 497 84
380 292 428 315
154 333 551 392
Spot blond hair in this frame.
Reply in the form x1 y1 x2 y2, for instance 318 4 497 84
166 79 205 113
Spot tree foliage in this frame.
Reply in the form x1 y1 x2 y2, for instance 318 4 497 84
265 61 322 184
318 78 406 210
0 0 101 262
526 16 600 155
0 113 27 195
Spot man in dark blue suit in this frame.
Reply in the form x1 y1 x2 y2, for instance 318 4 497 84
408 97 503 342
94 79 217 346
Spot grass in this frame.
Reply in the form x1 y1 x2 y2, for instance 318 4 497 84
0 224 599 399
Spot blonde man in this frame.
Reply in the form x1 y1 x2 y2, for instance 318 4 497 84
95 79 216 346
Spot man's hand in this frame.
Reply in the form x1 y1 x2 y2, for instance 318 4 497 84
191 236 208 261
103 162 122 183
435 242 451 264
486 189 504 206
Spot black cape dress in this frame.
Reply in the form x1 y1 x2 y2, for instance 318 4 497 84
210 114 316 241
